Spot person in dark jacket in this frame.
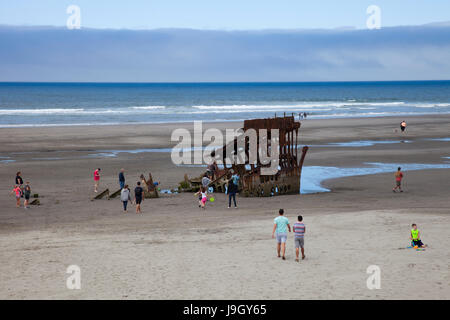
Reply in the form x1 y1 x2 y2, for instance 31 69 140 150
227 178 238 209
134 182 144 214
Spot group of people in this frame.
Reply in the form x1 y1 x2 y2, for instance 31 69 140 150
299 112 308 120
272 209 306 262
10 171 32 209
93 167 145 214
196 170 240 210
271 209 427 262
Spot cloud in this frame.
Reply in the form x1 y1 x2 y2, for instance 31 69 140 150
0 25 449 81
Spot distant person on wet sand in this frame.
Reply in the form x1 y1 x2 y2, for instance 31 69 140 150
134 182 144 214
272 209 291 260
393 167 404 192
400 120 407 133
293 215 306 262
119 168 126 189
23 182 31 209
10 185 21 208
93 168 101 193
120 184 132 212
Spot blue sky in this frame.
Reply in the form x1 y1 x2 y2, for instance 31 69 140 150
0 0 449 30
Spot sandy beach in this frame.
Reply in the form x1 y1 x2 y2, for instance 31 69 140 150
0 115 449 299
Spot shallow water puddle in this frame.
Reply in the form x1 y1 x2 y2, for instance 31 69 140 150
301 162 450 194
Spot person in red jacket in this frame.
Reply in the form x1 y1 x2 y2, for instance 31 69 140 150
94 168 101 193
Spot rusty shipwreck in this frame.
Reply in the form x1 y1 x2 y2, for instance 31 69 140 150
181 115 308 197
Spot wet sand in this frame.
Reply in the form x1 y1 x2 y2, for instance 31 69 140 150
0 115 449 299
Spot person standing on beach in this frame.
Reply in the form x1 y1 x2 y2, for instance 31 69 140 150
227 178 238 209
93 168 101 193
393 167 404 192
23 182 31 209
293 215 306 261
272 209 291 260
134 181 144 214
118 168 126 189
10 185 21 208
120 184 131 212
400 120 407 133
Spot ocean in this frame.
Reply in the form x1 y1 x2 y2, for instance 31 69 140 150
0 81 449 127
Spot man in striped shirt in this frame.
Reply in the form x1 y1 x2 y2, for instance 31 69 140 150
293 215 306 262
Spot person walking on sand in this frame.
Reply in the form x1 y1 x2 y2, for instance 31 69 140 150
93 168 101 193
10 185 21 208
410 223 427 248
293 215 306 261
272 209 291 260
195 187 208 210
118 168 126 190
120 184 131 212
400 120 407 133
134 181 144 214
393 167 404 192
23 182 31 209
227 177 238 209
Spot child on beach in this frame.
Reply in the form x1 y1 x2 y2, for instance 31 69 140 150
10 185 21 208
93 168 101 193
195 187 208 209
272 209 291 260
410 223 427 248
293 215 306 261
393 167 404 192
120 184 131 212
23 182 31 209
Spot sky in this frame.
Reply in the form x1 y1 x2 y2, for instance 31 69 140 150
1 0 450 30
0 1 449 82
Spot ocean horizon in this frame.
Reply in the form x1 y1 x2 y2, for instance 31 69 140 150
1 80 449 127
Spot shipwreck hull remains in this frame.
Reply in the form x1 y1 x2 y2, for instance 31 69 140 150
186 115 308 197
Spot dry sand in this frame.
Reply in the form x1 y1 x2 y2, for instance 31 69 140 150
0 115 449 299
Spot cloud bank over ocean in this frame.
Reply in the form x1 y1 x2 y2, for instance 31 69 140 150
0 25 449 82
